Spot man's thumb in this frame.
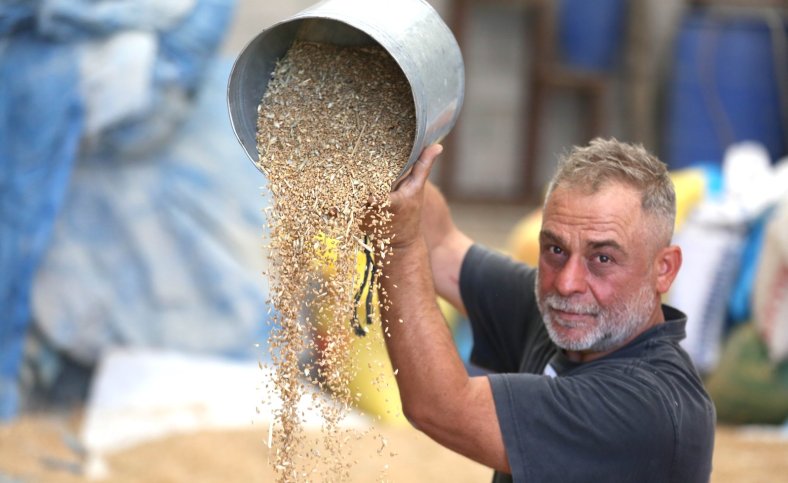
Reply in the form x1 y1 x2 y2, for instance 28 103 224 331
409 144 443 188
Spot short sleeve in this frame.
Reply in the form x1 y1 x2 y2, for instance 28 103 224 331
488 369 675 483
459 245 541 373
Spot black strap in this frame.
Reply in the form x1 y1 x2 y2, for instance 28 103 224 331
350 235 376 336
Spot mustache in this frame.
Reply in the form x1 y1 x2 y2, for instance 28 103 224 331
543 293 600 316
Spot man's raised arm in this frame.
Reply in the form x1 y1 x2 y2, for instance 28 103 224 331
376 145 510 473
419 180 473 314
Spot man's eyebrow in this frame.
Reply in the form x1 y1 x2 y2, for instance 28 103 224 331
540 230 625 251
587 239 624 252
539 230 564 245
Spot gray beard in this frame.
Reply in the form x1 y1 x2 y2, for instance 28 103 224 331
534 271 657 353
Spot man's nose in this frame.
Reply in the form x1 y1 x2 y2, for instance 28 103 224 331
554 256 587 296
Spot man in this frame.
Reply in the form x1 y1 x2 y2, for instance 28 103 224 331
377 138 715 482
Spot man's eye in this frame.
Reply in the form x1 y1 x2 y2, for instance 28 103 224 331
550 246 563 255
597 254 611 264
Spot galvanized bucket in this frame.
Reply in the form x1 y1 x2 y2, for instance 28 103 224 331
226 0 465 186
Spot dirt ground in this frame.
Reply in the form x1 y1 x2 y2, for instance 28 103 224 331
1 414 787 482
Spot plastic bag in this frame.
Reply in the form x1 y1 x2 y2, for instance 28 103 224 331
753 195 788 362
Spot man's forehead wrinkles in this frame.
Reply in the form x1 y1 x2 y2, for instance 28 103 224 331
541 218 629 241
545 209 630 228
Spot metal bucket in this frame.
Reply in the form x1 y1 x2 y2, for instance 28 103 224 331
226 0 465 186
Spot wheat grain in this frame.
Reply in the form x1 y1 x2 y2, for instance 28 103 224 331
256 40 414 482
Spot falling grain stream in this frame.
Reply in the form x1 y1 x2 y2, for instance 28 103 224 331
256 41 415 481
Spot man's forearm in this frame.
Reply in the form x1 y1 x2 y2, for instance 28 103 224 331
375 145 509 472
380 236 469 420
379 236 509 472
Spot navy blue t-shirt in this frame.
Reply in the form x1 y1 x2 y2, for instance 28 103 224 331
460 245 715 483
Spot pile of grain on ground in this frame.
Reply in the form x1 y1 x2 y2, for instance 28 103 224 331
256 40 415 481
3 416 788 482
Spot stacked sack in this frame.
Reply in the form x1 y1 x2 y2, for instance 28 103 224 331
706 195 788 425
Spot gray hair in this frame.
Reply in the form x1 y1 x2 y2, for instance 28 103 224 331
545 138 676 246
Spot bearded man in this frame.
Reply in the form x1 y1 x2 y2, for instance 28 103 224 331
377 138 715 482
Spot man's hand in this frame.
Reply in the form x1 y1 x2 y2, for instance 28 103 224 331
380 143 472 312
387 144 444 248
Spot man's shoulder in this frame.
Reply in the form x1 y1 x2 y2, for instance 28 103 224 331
463 244 537 279
565 337 715 452
493 357 715 482
571 325 706 400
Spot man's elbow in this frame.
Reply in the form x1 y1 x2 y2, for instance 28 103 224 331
400 399 431 432
400 396 513 475
400 396 450 437
400 398 456 442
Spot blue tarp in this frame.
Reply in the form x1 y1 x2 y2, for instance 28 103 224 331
0 0 239 420
0 32 84 421
32 58 272 366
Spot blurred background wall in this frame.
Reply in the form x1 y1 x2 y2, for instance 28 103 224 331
222 0 786 202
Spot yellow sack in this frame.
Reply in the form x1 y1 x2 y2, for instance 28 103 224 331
312 238 460 425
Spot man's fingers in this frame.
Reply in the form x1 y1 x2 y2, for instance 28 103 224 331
404 144 443 191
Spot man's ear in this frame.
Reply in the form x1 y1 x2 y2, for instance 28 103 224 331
654 245 682 295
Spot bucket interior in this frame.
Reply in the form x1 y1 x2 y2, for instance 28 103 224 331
228 18 418 173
